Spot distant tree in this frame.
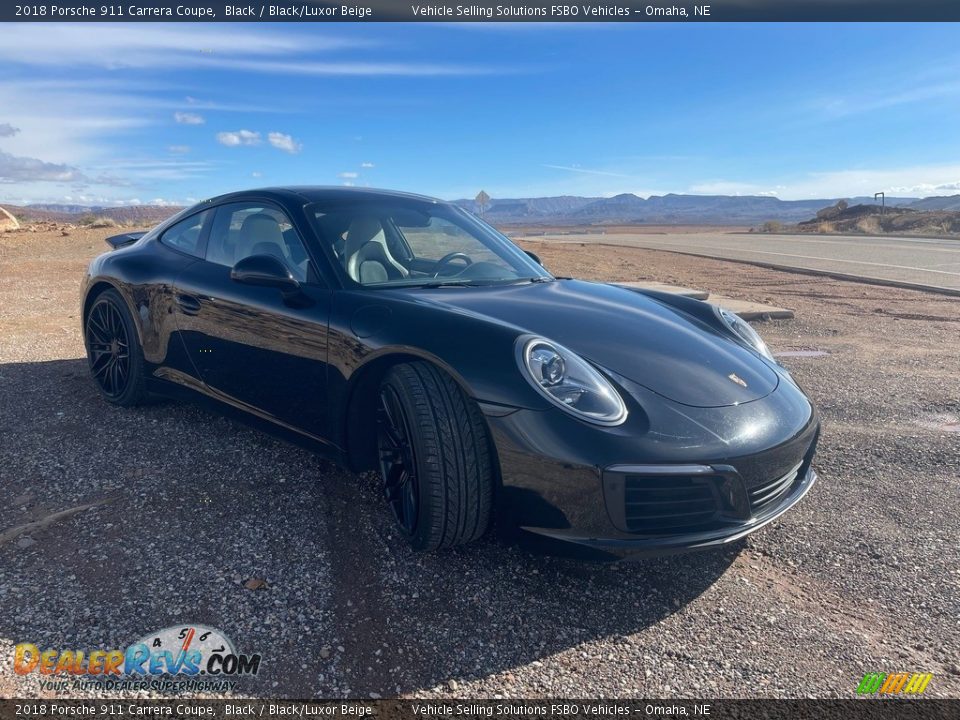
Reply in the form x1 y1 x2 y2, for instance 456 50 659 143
475 190 490 217
761 220 782 233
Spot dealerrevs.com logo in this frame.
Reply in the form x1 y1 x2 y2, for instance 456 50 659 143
856 672 933 696
14 625 261 693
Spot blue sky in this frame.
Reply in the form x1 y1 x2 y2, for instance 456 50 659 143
1 22 959 206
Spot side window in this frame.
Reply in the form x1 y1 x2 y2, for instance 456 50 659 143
206 203 311 282
159 211 208 257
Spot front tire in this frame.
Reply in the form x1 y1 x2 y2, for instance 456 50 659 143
84 288 147 407
377 362 493 551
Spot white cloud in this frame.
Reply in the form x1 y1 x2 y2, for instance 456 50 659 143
543 163 629 178
217 130 261 147
168 145 190 154
87 159 213 182
174 112 204 125
0 25 369 69
251 171 263 178
815 78 960 119
687 165 960 200
0 150 87 183
267 131 302 154
192 57 501 78
339 171 359 179
0 26 497 77
889 181 960 195
687 181 784 196
0 122 20 138
780 164 960 199
361 162 375 168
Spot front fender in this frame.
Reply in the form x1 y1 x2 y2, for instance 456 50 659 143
327 290 553 417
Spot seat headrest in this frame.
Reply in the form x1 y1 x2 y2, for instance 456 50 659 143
240 213 285 247
345 217 385 257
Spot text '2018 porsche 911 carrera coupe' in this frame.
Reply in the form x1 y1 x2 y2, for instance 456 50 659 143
81 187 819 558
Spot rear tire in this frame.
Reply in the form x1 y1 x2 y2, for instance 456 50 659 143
377 362 493 550
84 288 148 407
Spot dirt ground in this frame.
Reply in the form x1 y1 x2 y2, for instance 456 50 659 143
1 226 958 699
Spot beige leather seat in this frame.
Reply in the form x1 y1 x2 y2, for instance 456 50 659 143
237 212 288 263
343 217 409 284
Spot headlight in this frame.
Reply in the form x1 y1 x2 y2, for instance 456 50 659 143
716 307 775 361
517 336 627 426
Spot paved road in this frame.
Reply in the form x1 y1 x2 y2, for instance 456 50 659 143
531 231 960 293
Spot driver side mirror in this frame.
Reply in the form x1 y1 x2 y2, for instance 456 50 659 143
230 254 313 308
525 250 544 266
230 254 300 290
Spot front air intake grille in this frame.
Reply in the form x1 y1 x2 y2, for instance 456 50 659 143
622 475 719 533
749 461 803 514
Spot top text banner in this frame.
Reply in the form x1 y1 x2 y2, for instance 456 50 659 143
4 0 960 21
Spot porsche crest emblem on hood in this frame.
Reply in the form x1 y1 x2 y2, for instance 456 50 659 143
728 373 748 388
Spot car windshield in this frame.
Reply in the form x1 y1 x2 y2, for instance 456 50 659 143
311 199 551 288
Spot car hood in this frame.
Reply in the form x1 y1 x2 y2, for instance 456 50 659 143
406 279 779 408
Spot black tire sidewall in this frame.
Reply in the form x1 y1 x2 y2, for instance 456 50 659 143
380 362 492 551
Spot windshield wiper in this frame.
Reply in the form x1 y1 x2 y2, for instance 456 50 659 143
496 276 554 285
418 279 487 289
417 276 554 289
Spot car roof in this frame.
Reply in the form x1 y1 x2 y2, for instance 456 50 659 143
204 186 447 207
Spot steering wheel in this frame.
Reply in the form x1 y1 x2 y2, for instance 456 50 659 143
433 252 473 277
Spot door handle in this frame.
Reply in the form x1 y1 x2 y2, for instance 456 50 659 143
176 294 202 316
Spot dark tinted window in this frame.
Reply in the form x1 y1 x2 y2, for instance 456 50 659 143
207 203 311 282
159 211 208 257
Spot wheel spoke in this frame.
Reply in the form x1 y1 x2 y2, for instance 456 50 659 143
92 356 111 378
401 483 416 530
377 384 419 535
105 305 118 336
88 310 109 341
100 304 115 336
377 391 404 449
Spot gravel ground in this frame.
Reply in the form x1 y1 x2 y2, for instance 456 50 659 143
1 228 958 700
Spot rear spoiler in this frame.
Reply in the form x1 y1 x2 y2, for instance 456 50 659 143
105 231 147 250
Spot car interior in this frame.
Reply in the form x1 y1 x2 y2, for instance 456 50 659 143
342 217 410 284
208 207 311 282
314 206 524 286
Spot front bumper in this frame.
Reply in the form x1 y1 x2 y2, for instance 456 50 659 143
527 464 817 558
482 376 820 559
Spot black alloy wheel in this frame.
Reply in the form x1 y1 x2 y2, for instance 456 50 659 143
376 362 494 551
85 289 147 406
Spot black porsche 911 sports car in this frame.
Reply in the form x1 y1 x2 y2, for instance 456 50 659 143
81 186 819 558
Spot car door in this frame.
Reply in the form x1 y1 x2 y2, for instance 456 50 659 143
172 201 333 440
150 208 213 383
